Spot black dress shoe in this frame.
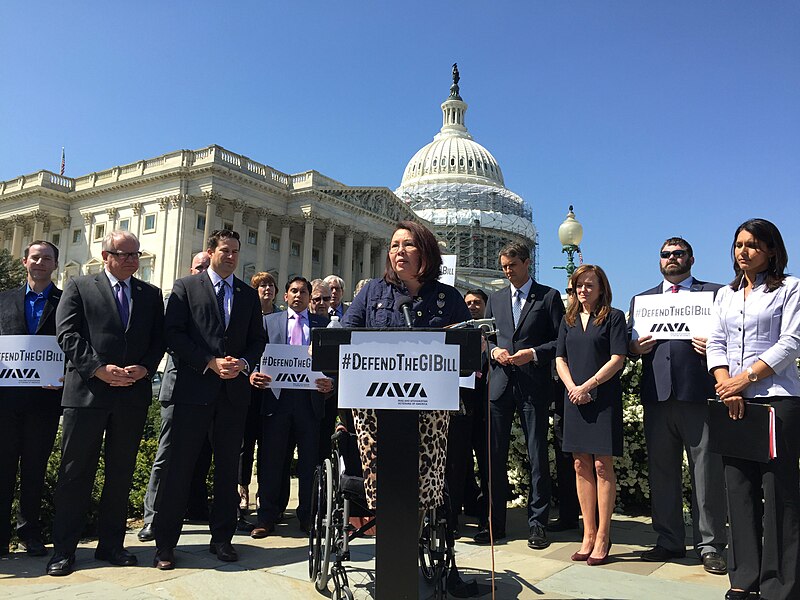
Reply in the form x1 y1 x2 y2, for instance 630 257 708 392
46 553 75 576
724 590 759 600
640 545 686 562
209 542 238 562
21 538 48 557
153 548 176 570
702 551 728 575
547 519 579 532
138 523 154 542
95 547 138 566
236 517 254 533
473 528 505 545
528 522 550 549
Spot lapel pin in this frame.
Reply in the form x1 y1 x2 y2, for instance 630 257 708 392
236 287 241 292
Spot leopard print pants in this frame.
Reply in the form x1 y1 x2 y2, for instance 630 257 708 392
352 408 450 511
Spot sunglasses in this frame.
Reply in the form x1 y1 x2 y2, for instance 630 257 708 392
660 250 687 259
311 296 332 303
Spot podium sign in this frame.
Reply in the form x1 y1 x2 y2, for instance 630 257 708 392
338 331 459 410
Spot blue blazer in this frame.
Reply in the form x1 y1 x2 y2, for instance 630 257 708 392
261 310 328 419
627 278 722 404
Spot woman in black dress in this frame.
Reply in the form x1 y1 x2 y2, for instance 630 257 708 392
555 264 627 566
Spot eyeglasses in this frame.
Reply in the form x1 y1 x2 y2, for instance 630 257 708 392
311 296 332 303
106 251 142 260
660 250 687 259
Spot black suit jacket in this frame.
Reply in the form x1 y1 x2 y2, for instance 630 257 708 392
55 272 165 409
486 280 565 403
260 310 327 419
0 283 63 410
164 271 265 408
627 278 722 404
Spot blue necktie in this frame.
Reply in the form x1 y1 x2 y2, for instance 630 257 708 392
512 289 523 328
216 281 227 328
115 282 129 328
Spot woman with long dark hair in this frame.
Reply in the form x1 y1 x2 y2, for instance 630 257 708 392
707 218 800 600
342 220 470 512
555 264 628 566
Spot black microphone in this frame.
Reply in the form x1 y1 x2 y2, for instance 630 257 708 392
396 295 414 329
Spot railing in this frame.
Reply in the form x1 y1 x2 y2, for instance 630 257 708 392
0 145 295 195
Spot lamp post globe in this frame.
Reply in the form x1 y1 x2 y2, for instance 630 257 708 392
555 205 583 278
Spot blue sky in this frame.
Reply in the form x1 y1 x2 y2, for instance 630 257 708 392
1 1 798 304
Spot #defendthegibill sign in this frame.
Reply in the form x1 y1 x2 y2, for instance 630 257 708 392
260 343 327 390
0 335 64 387
338 331 460 410
631 292 715 340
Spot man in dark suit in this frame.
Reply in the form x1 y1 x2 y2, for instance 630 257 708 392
475 242 564 549
137 251 213 543
152 230 265 570
48 231 165 576
324 275 348 319
0 241 62 557
249 276 333 538
628 237 727 575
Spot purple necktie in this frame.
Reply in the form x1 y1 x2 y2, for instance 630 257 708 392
115 281 129 327
290 313 304 345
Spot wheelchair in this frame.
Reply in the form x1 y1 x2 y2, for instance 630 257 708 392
308 428 459 600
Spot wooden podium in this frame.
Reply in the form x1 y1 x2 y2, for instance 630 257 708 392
312 328 481 599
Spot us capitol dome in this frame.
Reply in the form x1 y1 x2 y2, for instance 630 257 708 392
396 64 538 290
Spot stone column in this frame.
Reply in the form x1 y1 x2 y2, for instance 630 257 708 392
59 216 72 266
106 208 118 231
362 235 373 283
301 209 314 280
343 227 354 301
31 210 49 241
10 215 25 258
131 203 143 237
232 199 246 234
278 217 292 287
256 209 270 273
323 220 335 277
202 192 216 244
378 242 389 278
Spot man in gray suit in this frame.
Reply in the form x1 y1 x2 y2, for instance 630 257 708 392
628 237 727 575
250 276 333 537
152 230 265 570
48 231 165 576
137 251 212 543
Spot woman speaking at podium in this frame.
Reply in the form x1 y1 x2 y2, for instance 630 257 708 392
342 220 470 513
706 218 800 600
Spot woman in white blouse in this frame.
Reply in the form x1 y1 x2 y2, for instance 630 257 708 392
706 218 800 600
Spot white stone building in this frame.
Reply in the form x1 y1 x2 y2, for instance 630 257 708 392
0 71 536 297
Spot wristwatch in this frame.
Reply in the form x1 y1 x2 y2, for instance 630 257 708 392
746 366 758 382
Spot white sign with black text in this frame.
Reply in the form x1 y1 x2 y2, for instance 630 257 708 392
0 335 64 387
260 343 327 390
631 292 715 340
338 331 460 410
438 255 457 287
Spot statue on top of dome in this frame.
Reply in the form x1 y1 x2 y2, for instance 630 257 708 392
449 63 461 100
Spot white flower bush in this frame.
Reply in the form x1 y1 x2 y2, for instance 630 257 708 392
506 359 693 516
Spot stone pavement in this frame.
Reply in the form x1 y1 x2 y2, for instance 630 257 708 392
0 485 730 599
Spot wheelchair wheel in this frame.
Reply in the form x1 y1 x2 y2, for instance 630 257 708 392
314 459 335 592
418 516 435 582
308 464 324 582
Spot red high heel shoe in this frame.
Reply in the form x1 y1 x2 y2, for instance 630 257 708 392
587 542 612 566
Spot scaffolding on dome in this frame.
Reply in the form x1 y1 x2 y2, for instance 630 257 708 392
396 182 539 286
